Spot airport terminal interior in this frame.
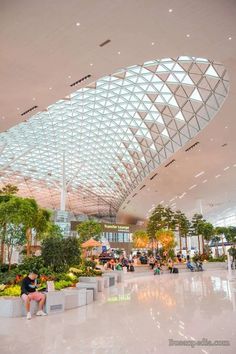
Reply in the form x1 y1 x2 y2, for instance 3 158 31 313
0 1 236 353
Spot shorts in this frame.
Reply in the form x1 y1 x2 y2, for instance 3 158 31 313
21 292 45 302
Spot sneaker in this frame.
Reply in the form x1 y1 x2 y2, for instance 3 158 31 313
36 310 47 316
26 312 32 320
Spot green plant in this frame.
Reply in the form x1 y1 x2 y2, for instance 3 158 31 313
63 237 81 266
0 285 21 297
76 220 102 243
18 256 45 273
54 280 73 290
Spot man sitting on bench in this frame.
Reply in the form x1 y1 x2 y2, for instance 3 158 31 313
21 270 47 320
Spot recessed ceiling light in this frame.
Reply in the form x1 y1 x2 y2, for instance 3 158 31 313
228 37 232 40
195 171 205 178
17 108 20 111
76 22 80 26
2 116 5 120
151 42 155 46
186 34 190 38
68 75 71 79
225 126 228 129
32 97 36 101
169 9 173 13
117 51 121 55
189 184 197 190
49 87 52 90
210 138 214 141
90 63 93 66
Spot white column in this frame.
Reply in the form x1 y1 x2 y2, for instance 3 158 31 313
60 151 66 211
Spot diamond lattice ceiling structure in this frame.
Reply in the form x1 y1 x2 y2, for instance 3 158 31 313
0 56 229 216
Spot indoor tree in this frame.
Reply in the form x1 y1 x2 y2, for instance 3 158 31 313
4 224 25 270
211 235 221 257
174 210 190 254
190 214 205 254
76 220 102 243
201 222 214 256
155 229 176 257
147 204 176 251
0 184 19 263
132 230 149 249
17 197 39 257
215 226 228 256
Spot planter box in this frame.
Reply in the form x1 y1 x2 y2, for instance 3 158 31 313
76 282 98 300
0 296 39 318
203 262 227 270
79 276 104 292
86 290 93 304
44 291 65 315
102 274 115 287
113 271 124 283
62 288 87 310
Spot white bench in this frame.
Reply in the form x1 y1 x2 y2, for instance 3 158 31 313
76 282 98 300
62 288 87 310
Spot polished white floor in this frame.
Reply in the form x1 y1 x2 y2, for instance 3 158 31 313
0 270 236 354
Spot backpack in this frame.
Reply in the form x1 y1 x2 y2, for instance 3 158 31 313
129 265 135 272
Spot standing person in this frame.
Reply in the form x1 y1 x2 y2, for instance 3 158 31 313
21 270 47 320
149 255 155 269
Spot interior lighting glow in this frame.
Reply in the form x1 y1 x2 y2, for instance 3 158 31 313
195 171 205 178
223 166 230 171
189 184 197 190
0 56 229 215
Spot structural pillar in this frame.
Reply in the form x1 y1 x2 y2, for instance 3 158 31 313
60 151 66 211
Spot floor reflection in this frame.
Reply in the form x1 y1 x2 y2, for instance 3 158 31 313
0 270 235 354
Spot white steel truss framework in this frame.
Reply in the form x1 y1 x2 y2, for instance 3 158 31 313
0 56 229 216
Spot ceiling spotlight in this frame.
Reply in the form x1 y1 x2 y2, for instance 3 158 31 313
76 22 80 26
186 34 190 38
49 87 52 90
151 42 155 46
17 108 20 111
117 51 121 55
228 37 232 40
225 126 228 129
169 9 173 13
90 63 93 66
32 97 36 101
68 75 71 79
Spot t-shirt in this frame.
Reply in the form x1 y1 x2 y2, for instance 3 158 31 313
21 276 37 295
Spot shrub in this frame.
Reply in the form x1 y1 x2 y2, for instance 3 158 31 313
0 285 21 297
54 280 73 290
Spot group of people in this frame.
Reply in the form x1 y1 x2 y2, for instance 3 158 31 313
148 255 179 275
104 254 135 272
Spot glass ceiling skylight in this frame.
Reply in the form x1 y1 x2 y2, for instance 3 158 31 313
0 56 229 216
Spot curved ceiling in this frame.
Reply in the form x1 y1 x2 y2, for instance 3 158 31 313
0 57 229 215
0 0 236 222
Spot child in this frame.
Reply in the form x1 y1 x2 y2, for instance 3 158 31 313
154 262 162 275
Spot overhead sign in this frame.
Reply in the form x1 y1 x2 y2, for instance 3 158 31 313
103 224 130 232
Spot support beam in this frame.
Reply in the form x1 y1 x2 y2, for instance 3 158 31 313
60 151 66 211
0 146 34 172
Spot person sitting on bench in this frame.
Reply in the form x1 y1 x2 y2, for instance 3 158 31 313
186 260 195 272
21 270 47 320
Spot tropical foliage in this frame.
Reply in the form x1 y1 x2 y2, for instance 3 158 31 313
76 220 102 243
